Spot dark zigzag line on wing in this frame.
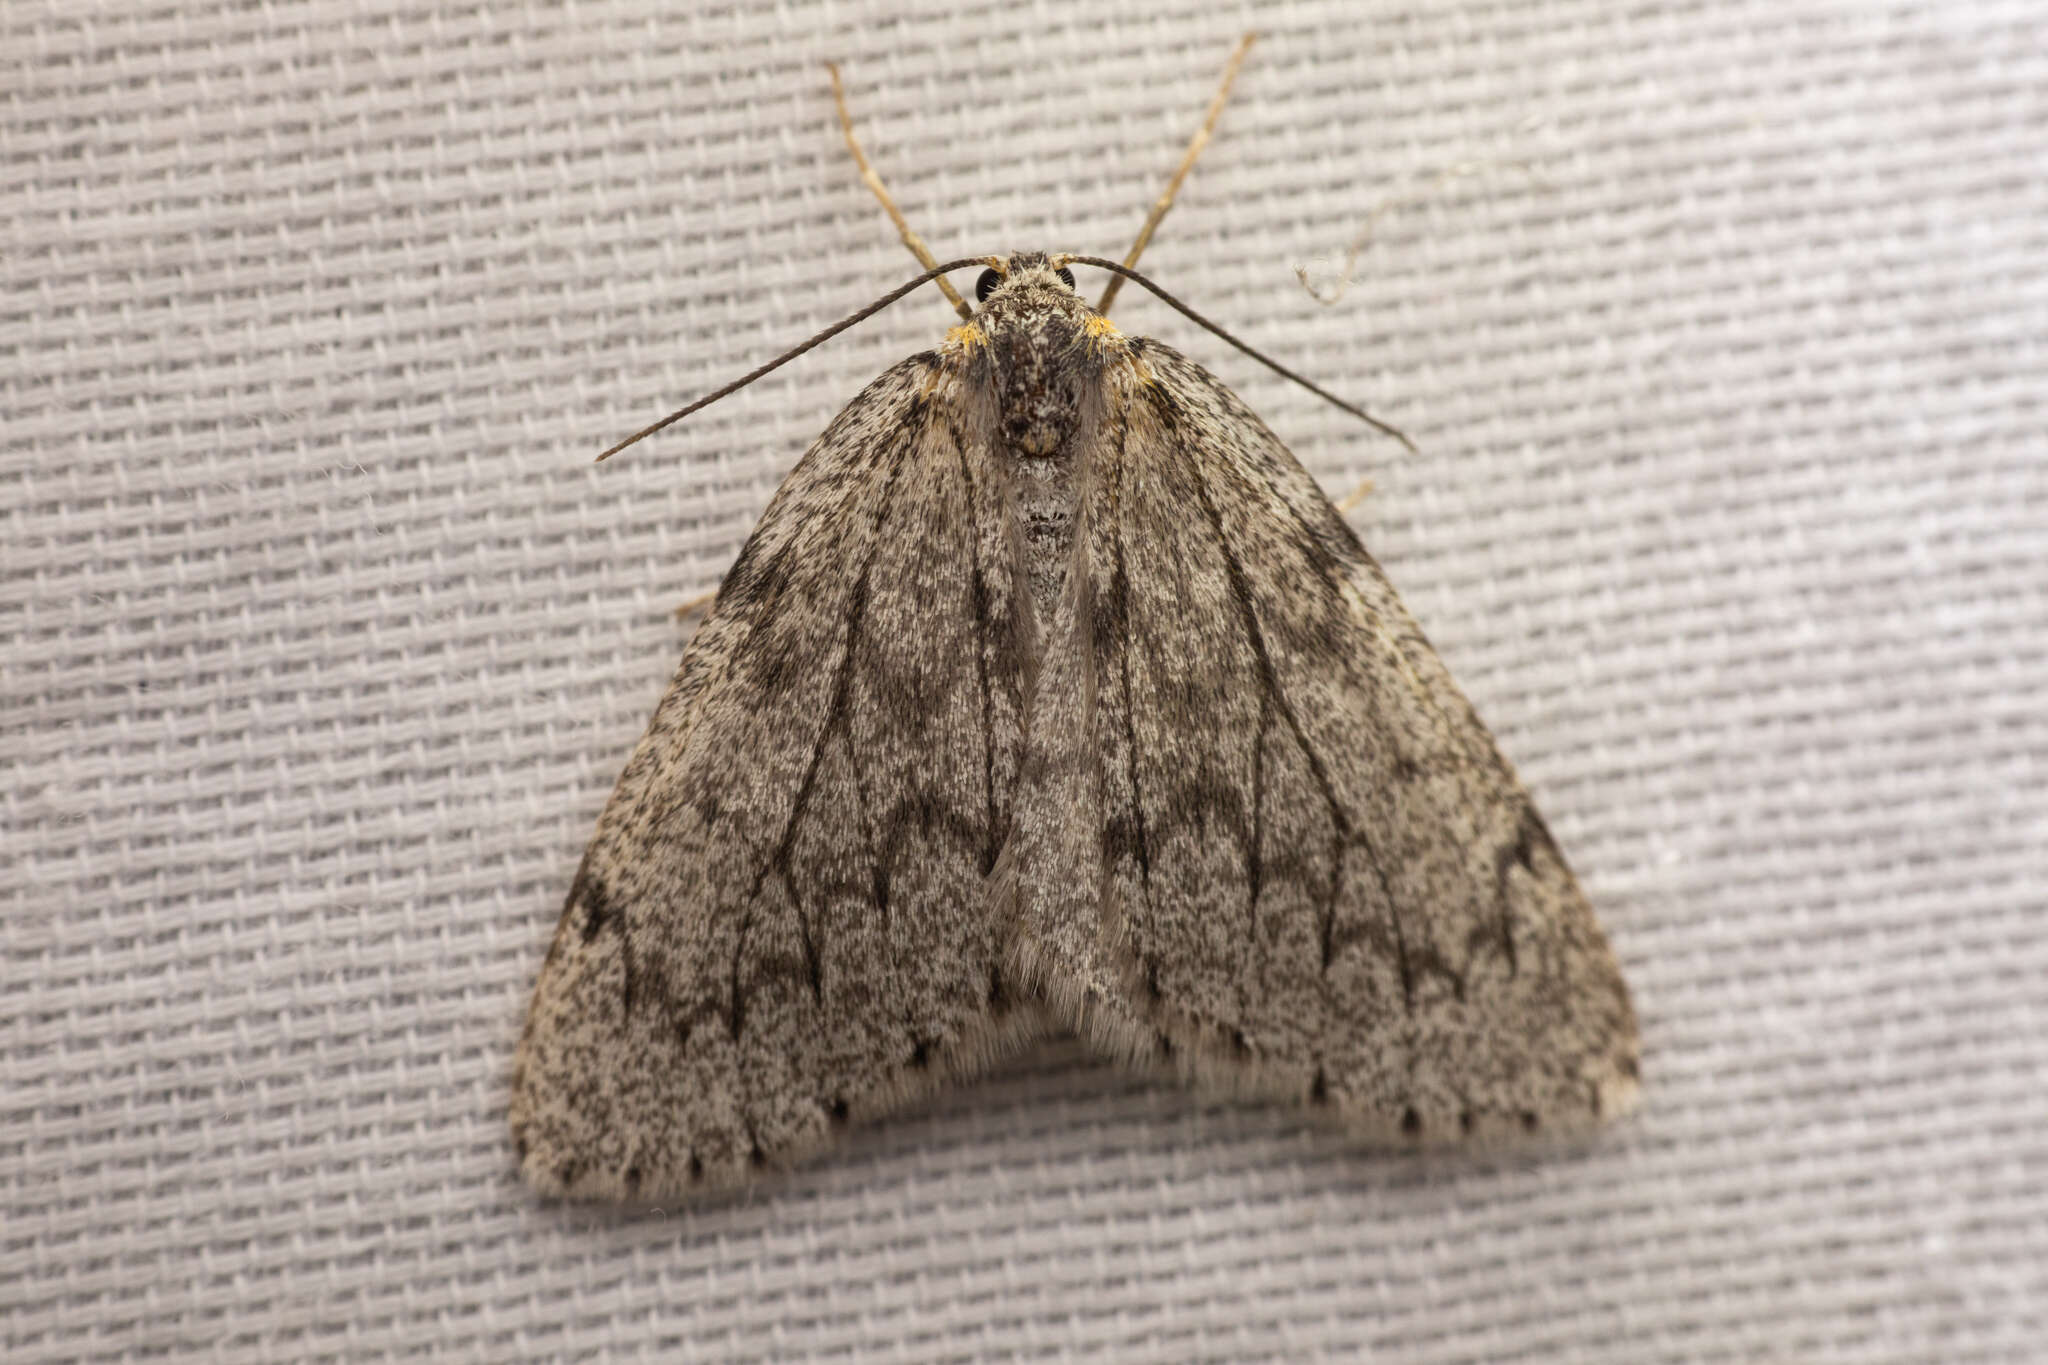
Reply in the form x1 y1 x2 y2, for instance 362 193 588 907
1157 353 1523 985
725 387 932 1041
942 407 1004 877
1146 384 1426 1013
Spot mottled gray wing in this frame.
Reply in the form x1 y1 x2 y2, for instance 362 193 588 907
512 357 1047 1199
1007 343 1639 1140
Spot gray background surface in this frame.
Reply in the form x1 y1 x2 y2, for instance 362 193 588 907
6 1 2044 1360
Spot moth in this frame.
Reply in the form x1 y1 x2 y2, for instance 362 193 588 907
511 40 1638 1201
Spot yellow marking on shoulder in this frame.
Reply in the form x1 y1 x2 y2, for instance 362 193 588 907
918 358 956 402
1083 314 1124 343
944 322 986 352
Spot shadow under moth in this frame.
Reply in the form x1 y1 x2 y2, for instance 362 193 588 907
511 36 1638 1201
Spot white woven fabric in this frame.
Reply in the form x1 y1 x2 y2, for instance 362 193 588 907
6 2 2044 1360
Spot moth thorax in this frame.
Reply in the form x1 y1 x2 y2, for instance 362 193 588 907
995 346 1084 458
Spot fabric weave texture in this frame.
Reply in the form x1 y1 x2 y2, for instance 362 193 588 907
5 2 2043 1360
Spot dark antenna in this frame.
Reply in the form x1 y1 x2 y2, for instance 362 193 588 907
1066 255 1415 452
595 257 991 463
596 255 1411 462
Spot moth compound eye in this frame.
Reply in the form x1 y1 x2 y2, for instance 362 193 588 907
1057 266 1077 290
975 268 1001 302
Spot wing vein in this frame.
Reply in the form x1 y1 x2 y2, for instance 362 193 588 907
1156 392 1414 1010
945 411 1003 875
729 399 928 1033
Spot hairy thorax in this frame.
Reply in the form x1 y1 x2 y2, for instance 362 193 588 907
1007 413 1083 627
967 252 1121 627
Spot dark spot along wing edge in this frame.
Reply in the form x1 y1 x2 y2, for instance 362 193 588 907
511 356 1051 1200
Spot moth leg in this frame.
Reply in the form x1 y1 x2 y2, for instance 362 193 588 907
671 585 717 621
1095 31 1257 314
1334 474 1375 515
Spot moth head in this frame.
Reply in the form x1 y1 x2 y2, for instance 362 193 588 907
965 253 1107 458
968 254 1104 346
974 253 1078 307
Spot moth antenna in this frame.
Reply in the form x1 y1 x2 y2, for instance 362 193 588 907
596 257 992 462
1096 31 1257 315
827 60 974 322
1069 255 1417 453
